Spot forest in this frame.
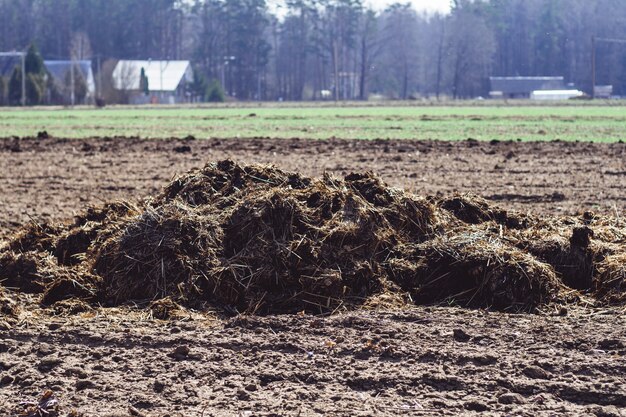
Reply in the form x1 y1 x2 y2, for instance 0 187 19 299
1 0 626 102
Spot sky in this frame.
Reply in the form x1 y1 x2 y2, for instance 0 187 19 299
365 0 451 14
268 0 452 17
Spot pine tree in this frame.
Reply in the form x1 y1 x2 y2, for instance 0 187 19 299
25 73 44 105
25 44 46 75
0 77 7 105
140 67 149 95
8 66 23 105
206 79 225 102
8 44 48 105
189 70 209 102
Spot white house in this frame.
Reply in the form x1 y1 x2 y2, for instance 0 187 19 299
112 60 193 104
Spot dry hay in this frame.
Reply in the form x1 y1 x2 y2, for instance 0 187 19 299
594 253 626 304
92 203 219 305
438 194 531 229
148 297 183 320
0 251 57 293
0 160 624 316
407 232 561 310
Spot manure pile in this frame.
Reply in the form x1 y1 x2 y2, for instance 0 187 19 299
0 160 624 316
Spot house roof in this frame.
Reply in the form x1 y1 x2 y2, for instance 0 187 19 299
112 60 192 92
0 55 21 77
45 60 92 79
490 77 565 94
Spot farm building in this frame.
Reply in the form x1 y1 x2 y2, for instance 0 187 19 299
593 85 613 99
489 76 566 99
0 55 21 78
1 55 95 105
112 60 193 104
0 55 22 105
530 89 584 100
44 60 96 105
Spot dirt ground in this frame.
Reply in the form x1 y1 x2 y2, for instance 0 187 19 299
0 137 624 235
1 306 625 417
1 136 625 416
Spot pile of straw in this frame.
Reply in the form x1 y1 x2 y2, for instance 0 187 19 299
0 160 624 315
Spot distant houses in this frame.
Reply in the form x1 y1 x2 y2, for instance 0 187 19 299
1 53 606 105
0 56 95 105
44 60 96 104
0 55 194 106
112 60 193 104
489 76 567 99
593 85 613 99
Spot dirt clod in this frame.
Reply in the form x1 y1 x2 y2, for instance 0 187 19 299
453 328 471 342
74 380 96 391
523 365 552 380
498 392 526 404
36 131 50 140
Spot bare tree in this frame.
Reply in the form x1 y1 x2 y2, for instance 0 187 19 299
70 31 93 61
357 9 380 100
373 3 420 99
448 4 495 98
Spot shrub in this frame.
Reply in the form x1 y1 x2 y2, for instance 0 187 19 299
206 79 225 102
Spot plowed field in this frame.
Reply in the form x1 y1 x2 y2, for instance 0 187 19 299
1 136 624 417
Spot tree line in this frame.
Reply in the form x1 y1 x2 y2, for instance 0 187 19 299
1 0 626 104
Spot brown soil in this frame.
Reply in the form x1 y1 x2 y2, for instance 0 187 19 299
2 308 625 416
1 137 625 416
0 137 624 235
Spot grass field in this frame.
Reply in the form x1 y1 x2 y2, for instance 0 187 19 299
1 103 626 142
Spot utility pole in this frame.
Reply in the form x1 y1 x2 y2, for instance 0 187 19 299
221 56 235 96
21 53 25 106
70 55 76 106
256 51 261 101
221 62 225 94
333 41 339 102
591 36 596 99
96 55 102 100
